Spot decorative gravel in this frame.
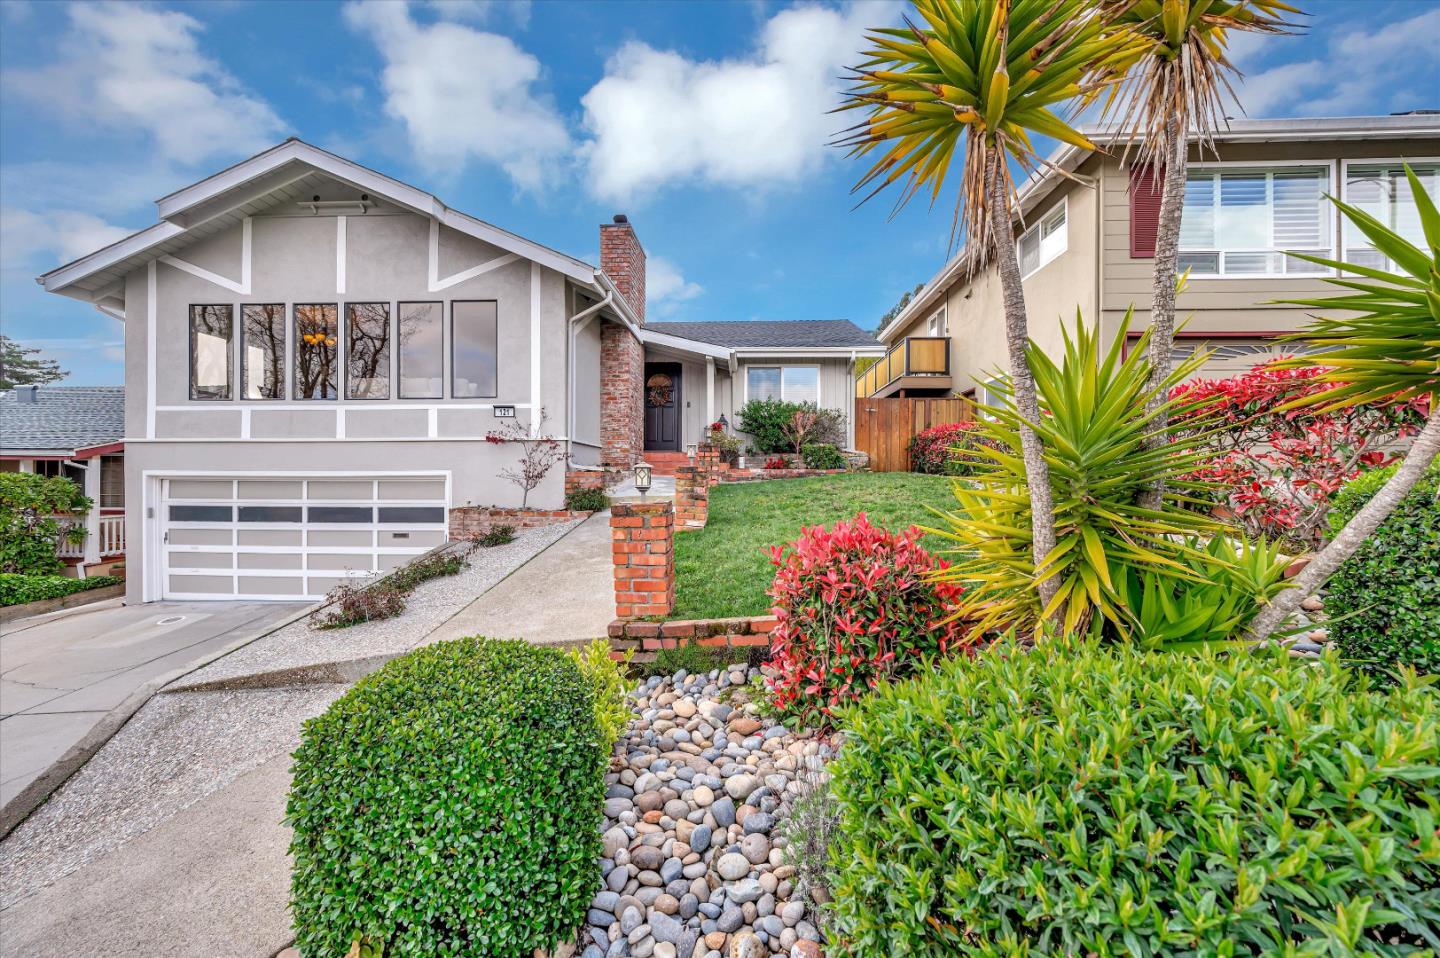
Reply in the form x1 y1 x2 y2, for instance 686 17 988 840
0 686 343 908
180 521 579 686
586 665 833 958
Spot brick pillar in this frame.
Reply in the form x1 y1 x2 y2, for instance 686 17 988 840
696 444 722 487
600 320 644 469
611 501 674 618
674 464 708 529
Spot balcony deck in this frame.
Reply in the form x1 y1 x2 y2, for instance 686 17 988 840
856 336 952 399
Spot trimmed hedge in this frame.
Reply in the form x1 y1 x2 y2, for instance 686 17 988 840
287 638 606 957
1326 464 1440 681
828 637 1440 956
801 443 845 470
0 573 122 607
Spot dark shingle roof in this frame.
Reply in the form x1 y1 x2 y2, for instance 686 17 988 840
1 386 126 452
645 320 881 350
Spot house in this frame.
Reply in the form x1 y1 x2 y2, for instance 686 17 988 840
38 139 882 603
0 385 127 575
866 113 1440 402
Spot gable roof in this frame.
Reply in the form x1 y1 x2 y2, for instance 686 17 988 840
38 138 599 308
645 320 881 351
1 386 126 455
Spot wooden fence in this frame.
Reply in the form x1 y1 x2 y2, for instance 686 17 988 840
853 396 977 473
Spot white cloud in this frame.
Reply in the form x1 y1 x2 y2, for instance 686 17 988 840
343 0 569 189
3 2 285 165
648 257 703 304
0 208 131 273
423 0 531 28
580 1 900 204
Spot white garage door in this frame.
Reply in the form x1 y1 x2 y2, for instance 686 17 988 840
161 476 449 600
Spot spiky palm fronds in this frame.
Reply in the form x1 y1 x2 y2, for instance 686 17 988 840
836 0 1139 252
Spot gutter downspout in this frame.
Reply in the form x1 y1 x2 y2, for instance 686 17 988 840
568 283 615 459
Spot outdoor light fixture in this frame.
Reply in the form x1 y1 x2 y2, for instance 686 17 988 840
686 442 698 459
633 461 653 498
717 414 729 430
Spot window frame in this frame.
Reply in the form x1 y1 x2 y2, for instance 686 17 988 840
926 305 948 336
240 303 287 401
1018 198 1068 280
344 302 393 401
449 299 499 400
188 303 235 401
397 300 445 400
1339 157 1440 273
744 364 822 406
1178 160 1337 279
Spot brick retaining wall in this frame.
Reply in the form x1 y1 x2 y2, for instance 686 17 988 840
449 506 592 539
608 615 777 662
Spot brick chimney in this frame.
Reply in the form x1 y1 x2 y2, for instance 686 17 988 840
600 214 646 325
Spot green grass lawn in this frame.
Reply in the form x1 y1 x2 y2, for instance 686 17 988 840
671 472 958 619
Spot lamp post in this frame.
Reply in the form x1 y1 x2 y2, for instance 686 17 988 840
633 460 652 499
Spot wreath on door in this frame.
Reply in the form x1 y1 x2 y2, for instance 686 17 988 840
646 373 674 407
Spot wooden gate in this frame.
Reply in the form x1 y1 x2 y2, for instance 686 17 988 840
853 397 977 472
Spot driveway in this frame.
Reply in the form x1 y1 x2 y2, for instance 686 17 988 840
0 600 306 814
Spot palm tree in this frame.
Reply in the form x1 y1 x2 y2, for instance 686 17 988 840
837 0 1134 610
1095 0 1299 508
1243 165 1440 642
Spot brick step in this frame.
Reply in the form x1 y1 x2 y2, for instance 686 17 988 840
642 451 692 476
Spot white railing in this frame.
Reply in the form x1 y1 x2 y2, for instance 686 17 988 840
55 533 84 558
98 515 126 556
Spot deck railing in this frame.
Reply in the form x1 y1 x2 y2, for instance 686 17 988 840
51 513 126 560
856 336 951 398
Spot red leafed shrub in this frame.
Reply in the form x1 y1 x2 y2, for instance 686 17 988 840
908 421 990 476
764 514 974 726
762 455 789 470
1170 361 1425 548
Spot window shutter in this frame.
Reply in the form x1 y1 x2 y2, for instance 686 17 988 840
1129 165 1163 258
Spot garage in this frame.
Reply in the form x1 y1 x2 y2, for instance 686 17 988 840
159 475 449 600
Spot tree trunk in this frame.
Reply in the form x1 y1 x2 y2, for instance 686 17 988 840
1137 110 1189 511
1243 405 1440 643
985 149 1060 614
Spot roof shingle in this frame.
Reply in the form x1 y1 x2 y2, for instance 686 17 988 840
1 386 126 453
645 319 880 350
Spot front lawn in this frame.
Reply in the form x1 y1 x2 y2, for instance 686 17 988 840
671 473 957 619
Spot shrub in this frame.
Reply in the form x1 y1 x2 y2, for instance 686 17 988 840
828 635 1440 956
762 455 789 471
565 488 609 513
568 638 631 750
778 770 839 936
638 643 745 679
471 524 516 547
801 443 845 470
738 399 844 455
0 573 122 607
705 421 742 464
310 582 407 629
288 638 605 957
764 514 975 725
908 420 988 476
0 472 92 575
382 549 467 592
1171 362 1424 548
1325 463 1440 682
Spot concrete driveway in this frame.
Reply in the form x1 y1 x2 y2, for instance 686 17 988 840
1 600 306 813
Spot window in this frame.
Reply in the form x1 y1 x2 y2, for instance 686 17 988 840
294 304 338 400
241 304 285 400
1018 201 1067 277
746 366 819 404
927 307 948 336
1178 166 1331 276
189 305 233 400
1343 163 1440 271
398 302 443 399
346 303 391 399
451 301 497 398
100 455 124 509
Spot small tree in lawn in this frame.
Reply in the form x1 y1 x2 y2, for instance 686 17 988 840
486 409 568 509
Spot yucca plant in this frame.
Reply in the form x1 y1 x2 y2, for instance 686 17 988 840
1095 0 1300 507
838 0 1140 612
927 311 1230 636
1243 164 1440 642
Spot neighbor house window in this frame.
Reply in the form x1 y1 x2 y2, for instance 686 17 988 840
294 304 338 400
346 303 391 400
1018 201 1066 277
747 366 819 404
1342 162 1440 271
1178 166 1331 276
451 301 497 398
398 302 443 399
927 306 948 336
189 304 233 400
241 304 285 400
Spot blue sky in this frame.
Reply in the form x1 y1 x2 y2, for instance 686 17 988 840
1 0 1437 385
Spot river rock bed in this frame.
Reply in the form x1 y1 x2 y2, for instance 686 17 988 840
582 665 831 958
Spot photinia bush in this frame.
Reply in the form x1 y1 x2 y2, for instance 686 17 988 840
908 421 989 476
1170 361 1424 547
764 514 974 725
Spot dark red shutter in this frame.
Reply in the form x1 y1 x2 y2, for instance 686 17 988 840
1129 165 1163 258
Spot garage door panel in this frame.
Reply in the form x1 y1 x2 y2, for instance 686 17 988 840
171 551 234 570
170 505 234 522
169 529 233 546
307 553 376 571
238 552 303 570
308 480 375 500
239 576 304 595
308 529 372 547
378 479 447 499
170 575 235 595
237 480 304 499
239 530 303 546
169 480 234 499
380 530 444 548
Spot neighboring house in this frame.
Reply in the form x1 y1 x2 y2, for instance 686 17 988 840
38 139 882 603
867 113 1440 403
0 385 127 574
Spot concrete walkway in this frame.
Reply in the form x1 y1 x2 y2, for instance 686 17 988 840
0 600 305 814
426 510 616 646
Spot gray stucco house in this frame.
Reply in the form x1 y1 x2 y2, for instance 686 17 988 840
39 139 882 603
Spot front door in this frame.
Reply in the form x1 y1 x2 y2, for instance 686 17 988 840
643 362 682 451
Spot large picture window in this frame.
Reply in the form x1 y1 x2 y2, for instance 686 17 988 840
1018 201 1067 278
241 304 285 400
189 305 233 400
451 301 497 399
294 304 338 400
346 303 391 400
398 302 443 399
1178 166 1331 276
1342 162 1439 271
746 365 819 404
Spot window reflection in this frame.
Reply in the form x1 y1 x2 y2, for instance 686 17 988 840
190 305 233 400
451 301 497 399
295 304 338 400
242 304 285 400
346 303 390 399
399 302 442 399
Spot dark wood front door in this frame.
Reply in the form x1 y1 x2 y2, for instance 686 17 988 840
643 362 682 451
